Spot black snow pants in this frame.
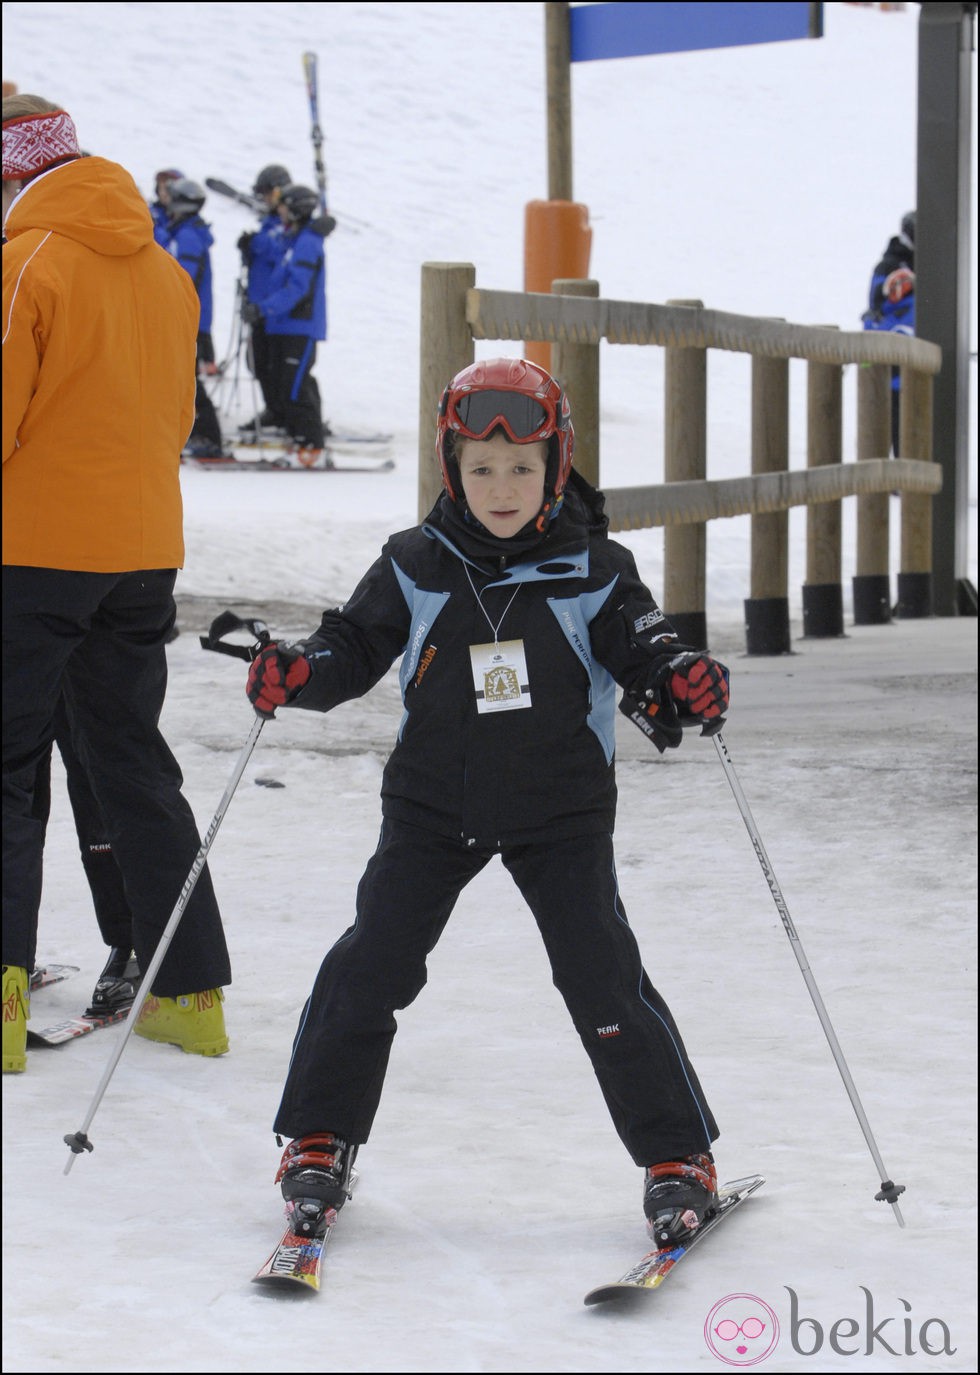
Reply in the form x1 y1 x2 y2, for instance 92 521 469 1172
32 694 134 952
2 566 230 994
274 819 717 1167
264 334 324 447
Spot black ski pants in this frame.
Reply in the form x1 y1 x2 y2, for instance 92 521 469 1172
264 334 324 447
32 694 134 952
2 566 231 994
274 819 717 1167
247 317 282 423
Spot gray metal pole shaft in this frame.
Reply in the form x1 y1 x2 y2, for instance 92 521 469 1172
712 731 905 1227
63 714 266 1174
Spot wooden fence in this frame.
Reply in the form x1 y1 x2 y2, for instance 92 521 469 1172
417 262 942 653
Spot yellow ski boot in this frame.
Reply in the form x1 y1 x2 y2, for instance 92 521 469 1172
2 965 29 1073
134 987 228 1056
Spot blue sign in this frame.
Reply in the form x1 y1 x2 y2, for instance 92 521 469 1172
570 2 822 63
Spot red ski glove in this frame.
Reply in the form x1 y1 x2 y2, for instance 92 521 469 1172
668 653 730 720
246 643 311 718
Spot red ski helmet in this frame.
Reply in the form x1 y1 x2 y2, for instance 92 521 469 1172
436 358 574 520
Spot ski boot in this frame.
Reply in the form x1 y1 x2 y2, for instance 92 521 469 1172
281 443 333 471
275 1132 356 1237
2 965 29 1074
134 988 228 1055
86 947 142 1018
643 1152 718 1247
239 409 281 434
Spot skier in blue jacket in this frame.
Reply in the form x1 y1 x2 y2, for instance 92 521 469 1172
163 177 224 456
246 183 331 462
149 166 183 246
237 163 291 430
245 357 731 1250
862 210 915 455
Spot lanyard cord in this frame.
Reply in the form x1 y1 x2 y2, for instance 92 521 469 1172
464 565 521 646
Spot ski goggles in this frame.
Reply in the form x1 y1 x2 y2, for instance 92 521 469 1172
445 388 556 445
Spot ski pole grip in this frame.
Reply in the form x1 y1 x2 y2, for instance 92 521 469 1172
199 610 272 661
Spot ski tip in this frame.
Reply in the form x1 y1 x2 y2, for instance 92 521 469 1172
251 1272 320 1296
584 1283 648 1307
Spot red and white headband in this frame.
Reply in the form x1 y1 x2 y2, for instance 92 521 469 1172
2 109 81 180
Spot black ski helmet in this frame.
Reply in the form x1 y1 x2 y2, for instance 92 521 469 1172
253 164 291 196
167 177 206 221
900 210 915 247
280 184 320 223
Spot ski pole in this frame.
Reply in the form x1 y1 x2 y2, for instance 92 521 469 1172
63 614 271 1173
302 51 328 216
711 728 906 1226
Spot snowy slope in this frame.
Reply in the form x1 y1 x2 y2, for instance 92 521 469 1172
2 2 977 1371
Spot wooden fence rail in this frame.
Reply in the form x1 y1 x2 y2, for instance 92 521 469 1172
418 263 942 653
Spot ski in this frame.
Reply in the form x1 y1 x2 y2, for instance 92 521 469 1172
583 1174 765 1306
27 1007 131 1047
182 452 394 474
205 176 264 213
235 428 394 448
252 1208 339 1294
302 52 328 216
205 173 367 232
253 1169 357 1294
29 964 81 992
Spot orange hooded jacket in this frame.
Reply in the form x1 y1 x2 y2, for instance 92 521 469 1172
2 155 200 572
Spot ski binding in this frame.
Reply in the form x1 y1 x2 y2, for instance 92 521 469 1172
584 1174 765 1306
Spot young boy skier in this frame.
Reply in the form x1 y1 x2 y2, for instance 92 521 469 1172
246 357 730 1247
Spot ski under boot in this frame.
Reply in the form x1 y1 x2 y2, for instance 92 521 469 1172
86 947 142 1018
275 1132 356 1237
643 1152 718 1247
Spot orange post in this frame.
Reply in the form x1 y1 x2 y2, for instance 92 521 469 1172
523 199 592 370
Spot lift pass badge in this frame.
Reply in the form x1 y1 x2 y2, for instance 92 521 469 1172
469 639 532 713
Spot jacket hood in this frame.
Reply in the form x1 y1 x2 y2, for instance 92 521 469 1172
5 156 154 258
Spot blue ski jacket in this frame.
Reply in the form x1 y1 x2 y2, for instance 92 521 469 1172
256 221 327 340
862 233 915 390
150 200 170 247
245 212 287 303
164 214 214 334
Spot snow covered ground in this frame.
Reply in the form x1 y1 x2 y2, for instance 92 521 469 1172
2 2 977 1371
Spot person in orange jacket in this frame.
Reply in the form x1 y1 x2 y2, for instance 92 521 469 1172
2 93 231 1074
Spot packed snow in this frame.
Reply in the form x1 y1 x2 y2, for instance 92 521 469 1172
2 2 977 1371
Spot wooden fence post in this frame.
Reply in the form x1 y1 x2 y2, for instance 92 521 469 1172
896 366 934 616
664 300 708 649
551 278 600 488
418 263 475 521
746 352 791 653
854 362 893 623
803 340 844 637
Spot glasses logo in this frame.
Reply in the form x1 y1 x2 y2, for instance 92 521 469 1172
705 1294 780 1366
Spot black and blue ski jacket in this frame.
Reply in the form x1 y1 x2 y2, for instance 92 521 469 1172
290 472 691 847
